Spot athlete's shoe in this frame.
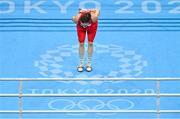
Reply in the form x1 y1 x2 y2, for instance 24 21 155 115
77 65 84 72
86 64 92 72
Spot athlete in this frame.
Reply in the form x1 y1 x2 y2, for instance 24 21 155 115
72 9 100 72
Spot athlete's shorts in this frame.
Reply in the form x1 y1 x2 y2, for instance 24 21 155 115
76 21 98 43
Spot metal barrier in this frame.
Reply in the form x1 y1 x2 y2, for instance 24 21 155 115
0 78 180 119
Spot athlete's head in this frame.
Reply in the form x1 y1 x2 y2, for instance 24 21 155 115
80 12 91 23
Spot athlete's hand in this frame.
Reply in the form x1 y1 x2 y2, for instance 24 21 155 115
89 9 96 13
72 16 75 22
72 16 78 24
91 9 100 17
72 16 75 20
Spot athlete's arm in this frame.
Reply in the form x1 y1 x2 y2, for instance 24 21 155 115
72 14 81 24
90 9 100 23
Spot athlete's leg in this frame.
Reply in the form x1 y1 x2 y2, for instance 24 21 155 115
87 42 93 67
77 27 86 72
85 42 93 72
79 43 85 66
87 25 97 71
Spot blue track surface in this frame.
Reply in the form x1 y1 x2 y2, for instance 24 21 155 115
0 0 180 118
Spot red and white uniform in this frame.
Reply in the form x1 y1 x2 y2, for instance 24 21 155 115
76 11 98 43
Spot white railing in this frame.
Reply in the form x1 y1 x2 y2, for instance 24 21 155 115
0 94 180 97
0 78 180 119
0 77 180 81
1 110 180 113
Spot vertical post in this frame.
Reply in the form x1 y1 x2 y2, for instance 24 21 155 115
19 80 23 119
156 79 160 119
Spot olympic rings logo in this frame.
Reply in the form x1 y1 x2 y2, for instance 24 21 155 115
48 99 135 115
